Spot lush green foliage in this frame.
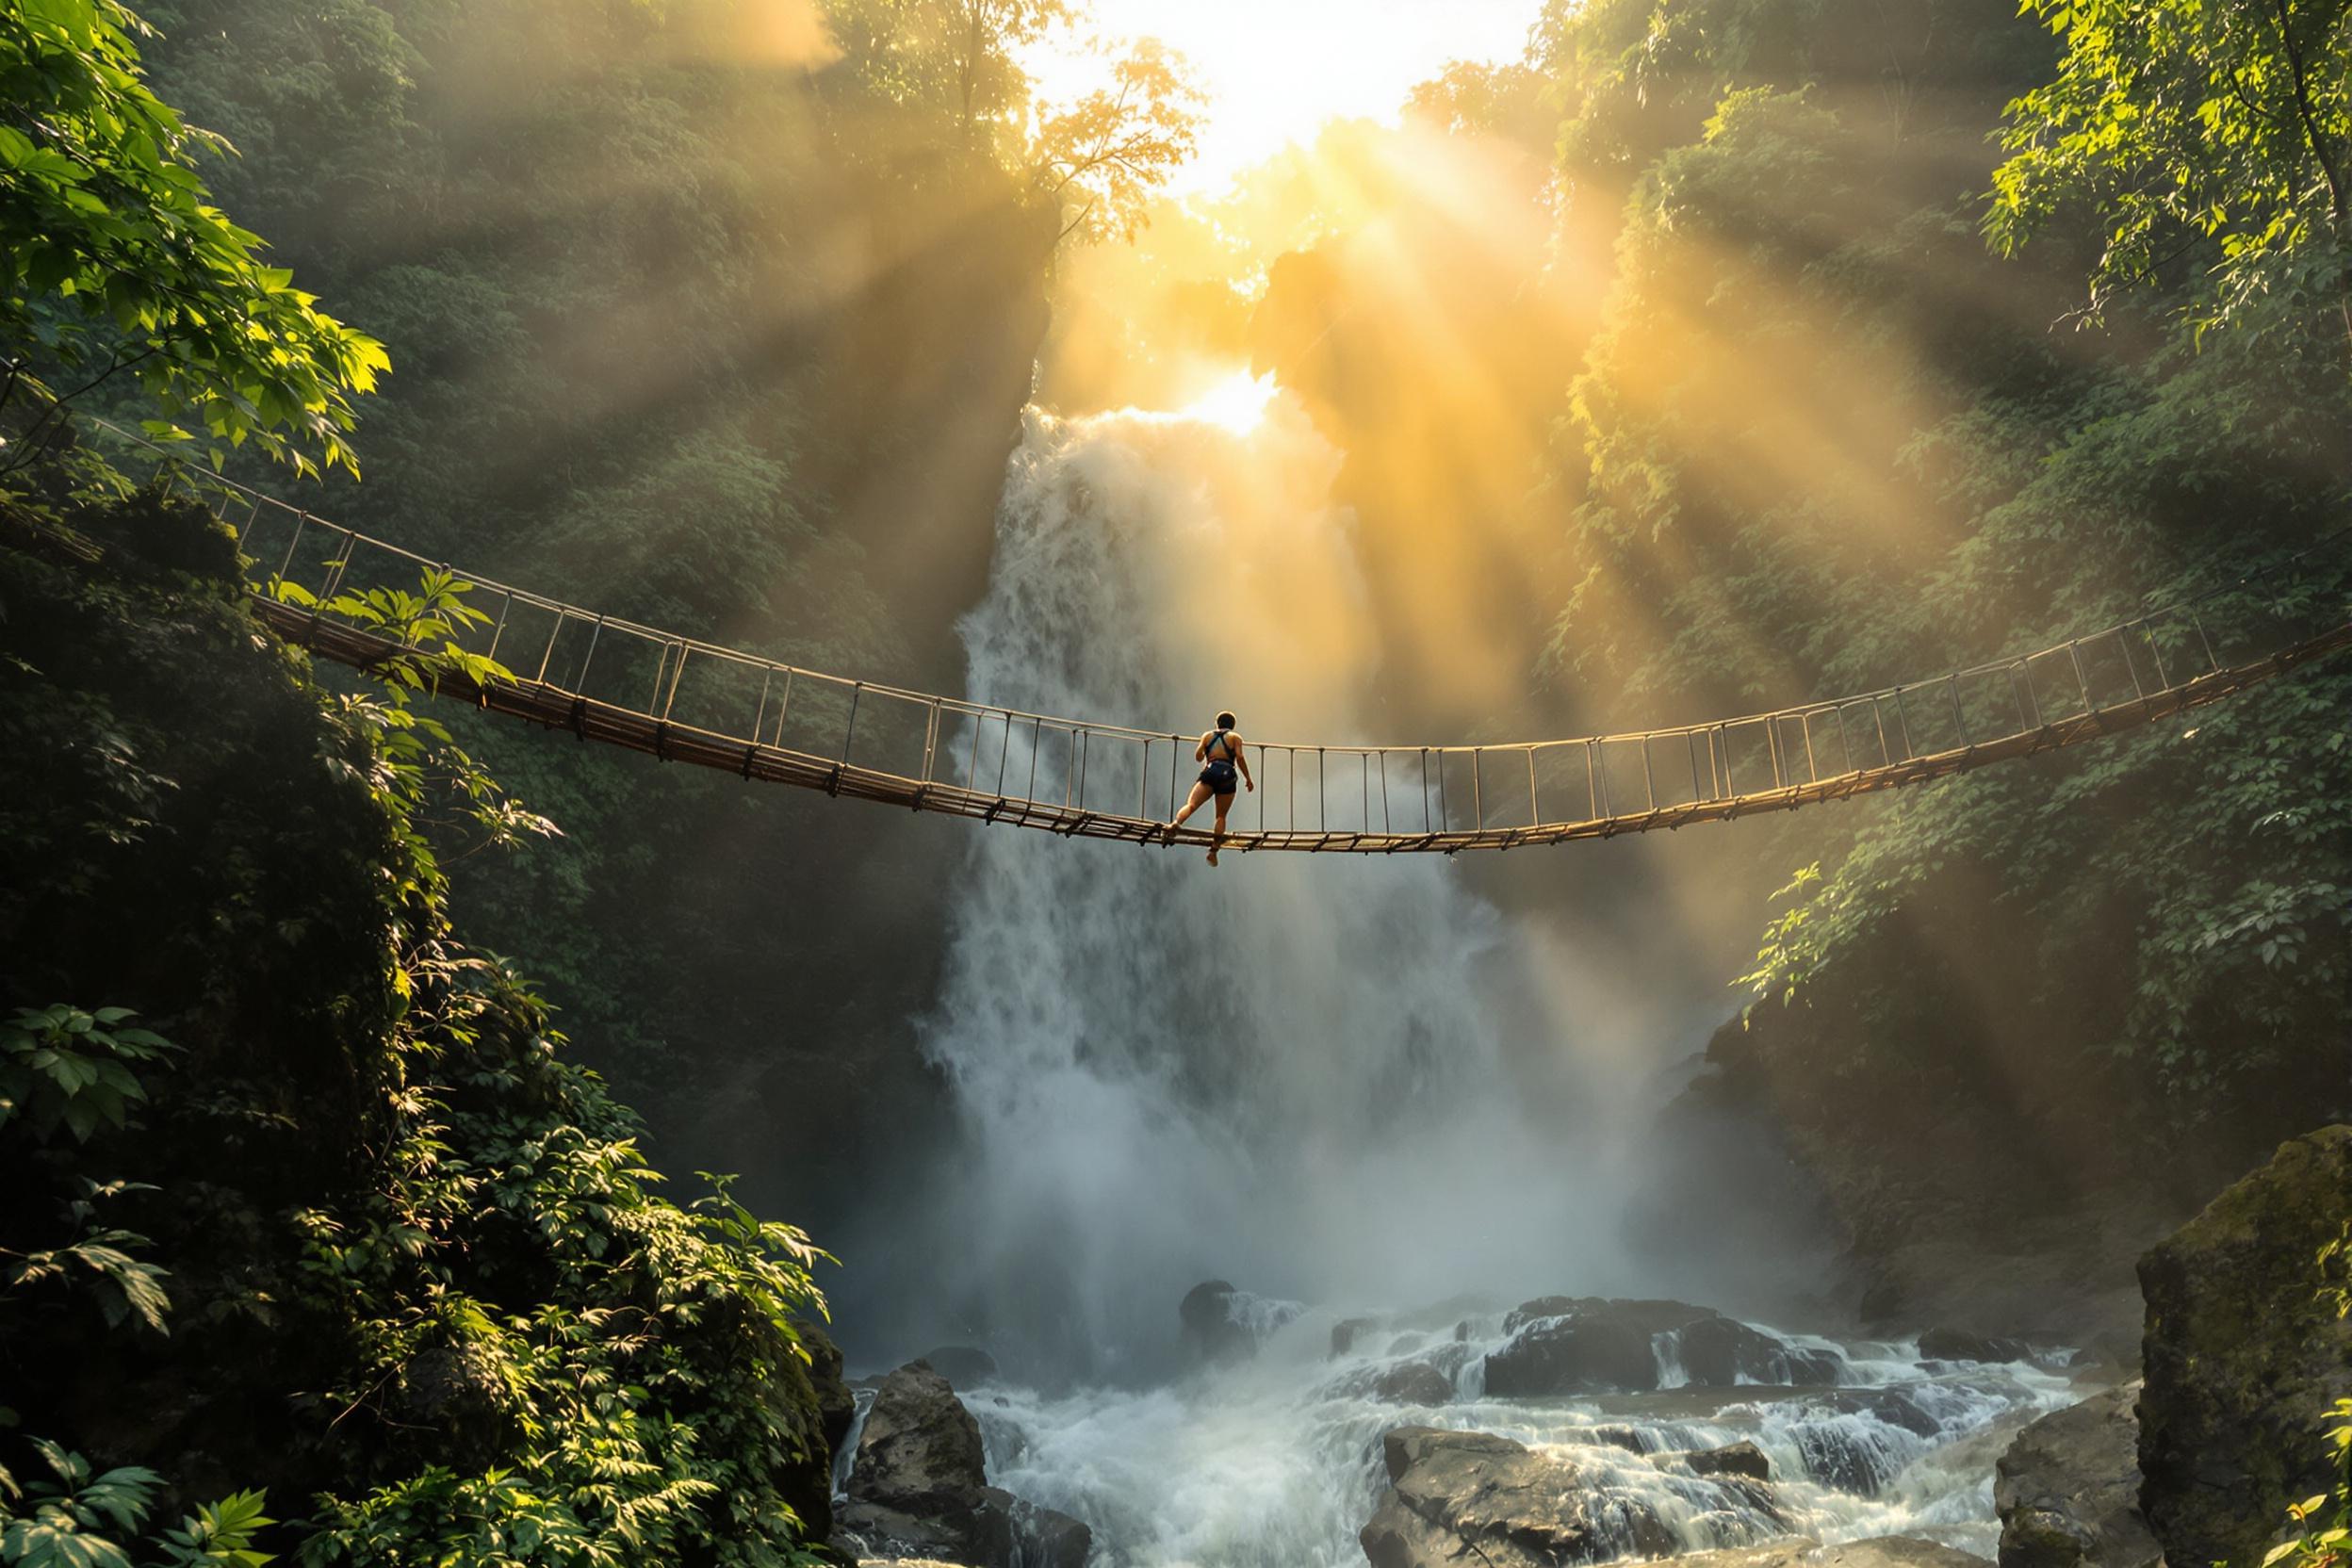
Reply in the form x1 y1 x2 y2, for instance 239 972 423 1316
1529 0 2352 1209
2252 1232 2352 1568
1 482 841 1563
1987 0 2352 346
0 0 385 473
1 1443 273 1568
117 0 1082 1191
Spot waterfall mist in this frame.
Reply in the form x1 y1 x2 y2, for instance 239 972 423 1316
858 396 1696 1382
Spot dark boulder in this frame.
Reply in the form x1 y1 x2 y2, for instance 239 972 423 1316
1487 1298 1826 1396
1360 1426 1676 1568
1180 1279 1298 1365
919 1345 1000 1389
1333 1316 1380 1358
1483 1298 1714 1396
800 1321 858 1457
1994 1382 2160 1568
1486 1314 1658 1395
1371 1363 1456 1406
849 1362 987 1513
841 1363 1091 1568
2139 1126 2352 1568
1920 1327 2034 1364
1690 1441 1773 1481
1679 1316 1791 1386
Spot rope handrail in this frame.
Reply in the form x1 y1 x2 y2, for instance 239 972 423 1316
66 414 2352 855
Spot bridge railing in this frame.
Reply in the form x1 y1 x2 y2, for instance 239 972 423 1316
79 416 2352 846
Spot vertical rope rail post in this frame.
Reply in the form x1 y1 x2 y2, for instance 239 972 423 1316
840 683 863 779
574 615 607 691
920 698 943 791
2066 640 2097 716
1472 748 1484 828
770 668 797 749
1528 747 1542 827
270 510 313 589
646 642 672 714
2189 611 2221 675
1584 739 1599 822
2115 624 2150 701
1640 737 1657 812
2010 660 2039 732
2139 617 2173 692
661 644 691 722
750 668 774 750
483 590 514 665
533 606 569 684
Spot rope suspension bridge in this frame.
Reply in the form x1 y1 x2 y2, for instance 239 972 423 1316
91 420 2352 856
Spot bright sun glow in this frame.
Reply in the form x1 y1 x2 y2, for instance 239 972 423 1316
1179 369 1280 432
1021 1 1539 195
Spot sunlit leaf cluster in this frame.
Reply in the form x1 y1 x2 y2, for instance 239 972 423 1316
0 0 387 474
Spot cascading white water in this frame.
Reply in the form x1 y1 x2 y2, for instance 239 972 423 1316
840 393 2080 1568
905 395 1637 1377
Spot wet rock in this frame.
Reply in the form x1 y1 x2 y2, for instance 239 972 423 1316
1178 1279 1299 1365
1181 1280 1254 1364
1371 1363 1455 1406
1485 1298 1713 1396
1994 1382 2160 1568
918 1346 999 1389
2139 1126 2352 1568
1487 1298 1824 1396
1827 1388 1942 1437
842 1363 1091 1568
800 1321 857 1457
1650 1538 1988 1568
1920 1327 2034 1364
1674 1315 1844 1386
1360 1425 1676 1568
1334 1316 1379 1358
1589 1424 1654 1453
1690 1441 1773 1481
850 1363 987 1511
1788 1393 1940 1495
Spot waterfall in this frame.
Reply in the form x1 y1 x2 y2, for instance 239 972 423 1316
892 396 1628 1380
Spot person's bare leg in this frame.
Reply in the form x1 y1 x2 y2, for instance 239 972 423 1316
1207 792 1233 865
1166 781 1213 842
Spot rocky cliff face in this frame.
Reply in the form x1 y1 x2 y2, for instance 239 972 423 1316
2138 1125 2352 1568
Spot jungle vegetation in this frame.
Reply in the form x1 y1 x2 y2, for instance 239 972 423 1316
4 0 2352 1555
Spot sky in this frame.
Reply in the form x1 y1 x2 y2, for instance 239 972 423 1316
1019 0 1543 195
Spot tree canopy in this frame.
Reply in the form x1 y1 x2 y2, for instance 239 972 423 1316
1987 0 2352 352
0 0 385 474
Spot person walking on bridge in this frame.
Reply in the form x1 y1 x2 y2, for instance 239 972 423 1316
1166 710 1253 866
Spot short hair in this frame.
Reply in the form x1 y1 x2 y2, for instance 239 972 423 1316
1216 710 1236 730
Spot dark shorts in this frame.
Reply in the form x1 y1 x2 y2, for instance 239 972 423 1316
1200 760 1238 796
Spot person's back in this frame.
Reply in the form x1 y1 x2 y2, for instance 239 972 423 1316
1166 710 1253 865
